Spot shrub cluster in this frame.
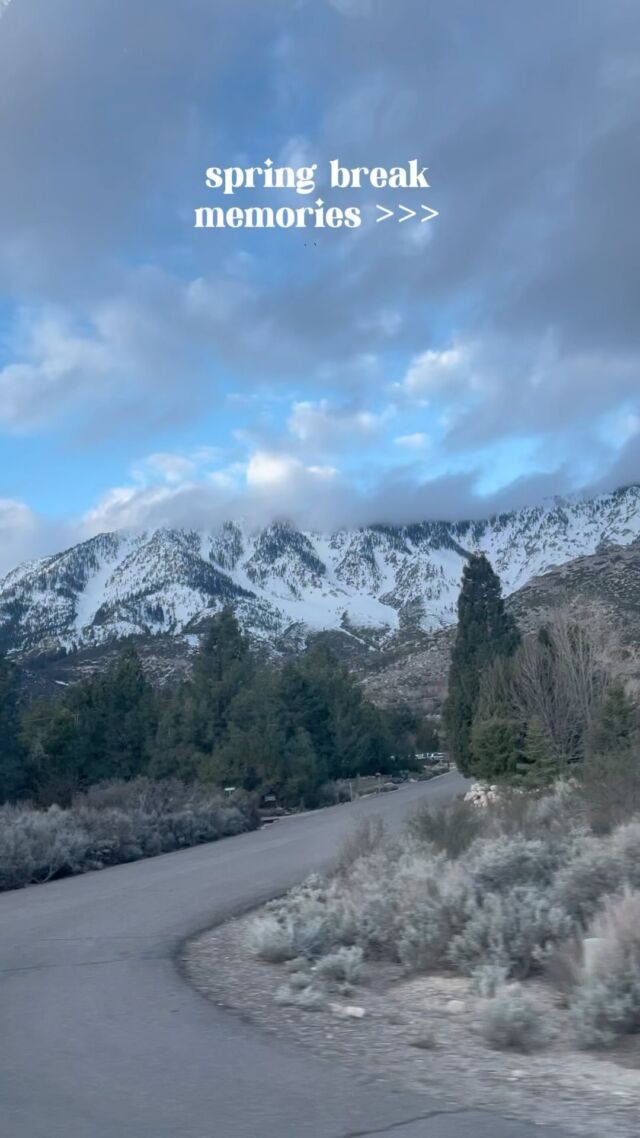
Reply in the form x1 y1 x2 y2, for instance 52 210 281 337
0 778 258 891
248 782 640 1047
480 985 550 1052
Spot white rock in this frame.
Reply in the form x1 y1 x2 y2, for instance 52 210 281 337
330 1003 366 1019
445 999 466 1014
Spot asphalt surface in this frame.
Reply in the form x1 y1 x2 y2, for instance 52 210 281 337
0 772 573 1138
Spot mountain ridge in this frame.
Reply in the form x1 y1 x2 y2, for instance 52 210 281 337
2 485 640 662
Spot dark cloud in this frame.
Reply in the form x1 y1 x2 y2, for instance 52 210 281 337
0 0 639 538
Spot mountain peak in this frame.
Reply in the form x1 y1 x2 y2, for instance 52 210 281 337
1 485 639 658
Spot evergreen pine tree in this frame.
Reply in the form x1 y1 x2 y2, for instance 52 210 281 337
22 698 86 805
22 648 156 803
469 714 521 781
148 684 201 781
0 654 25 802
444 553 520 775
279 727 323 807
190 609 253 753
515 716 557 788
589 682 637 757
96 648 156 781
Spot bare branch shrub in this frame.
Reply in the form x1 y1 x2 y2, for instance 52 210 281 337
510 611 605 768
333 816 385 876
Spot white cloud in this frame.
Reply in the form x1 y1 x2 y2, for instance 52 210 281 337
394 432 429 450
0 497 71 576
0 312 115 432
246 450 337 488
287 399 393 448
246 452 299 488
132 453 197 486
397 345 473 401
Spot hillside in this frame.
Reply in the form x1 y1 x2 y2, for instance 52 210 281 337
361 535 640 712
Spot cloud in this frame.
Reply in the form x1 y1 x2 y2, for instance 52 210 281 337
395 334 640 459
0 312 115 432
394 432 429 450
1 0 640 554
0 272 220 436
395 346 474 402
287 399 392 449
0 498 72 576
75 451 611 543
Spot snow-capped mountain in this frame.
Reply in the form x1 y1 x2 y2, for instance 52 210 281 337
2 485 640 658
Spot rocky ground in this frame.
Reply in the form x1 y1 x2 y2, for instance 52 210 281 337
183 912 640 1138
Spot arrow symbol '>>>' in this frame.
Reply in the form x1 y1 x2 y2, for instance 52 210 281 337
376 204 394 223
421 204 440 222
398 204 416 223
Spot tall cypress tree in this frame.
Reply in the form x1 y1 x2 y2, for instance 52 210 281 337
444 553 520 775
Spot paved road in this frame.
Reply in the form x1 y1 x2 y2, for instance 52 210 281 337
0 773 571 1138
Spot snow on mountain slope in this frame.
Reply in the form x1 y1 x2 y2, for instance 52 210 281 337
1 485 639 657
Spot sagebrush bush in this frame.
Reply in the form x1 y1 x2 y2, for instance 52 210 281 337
487 781 585 842
316 946 364 983
273 983 325 1010
466 835 562 895
248 915 297 963
395 861 472 972
570 890 640 1047
481 985 551 1052
552 837 622 925
257 783 640 1022
471 962 509 998
447 885 573 979
0 779 258 892
408 799 485 858
0 804 89 890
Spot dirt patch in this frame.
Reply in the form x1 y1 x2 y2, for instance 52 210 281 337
183 913 640 1138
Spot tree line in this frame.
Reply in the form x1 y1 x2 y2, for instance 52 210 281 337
0 610 420 809
444 553 638 788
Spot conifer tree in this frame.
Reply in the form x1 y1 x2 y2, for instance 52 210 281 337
190 609 253 753
588 682 637 757
96 648 156 782
470 714 521 781
515 716 557 788
0 655 25 802
444 553 520 775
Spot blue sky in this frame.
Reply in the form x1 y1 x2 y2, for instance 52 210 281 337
0 0 639 571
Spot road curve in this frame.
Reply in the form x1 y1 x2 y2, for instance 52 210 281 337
0 773 570 1138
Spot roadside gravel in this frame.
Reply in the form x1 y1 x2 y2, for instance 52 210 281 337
183 911 640 1138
